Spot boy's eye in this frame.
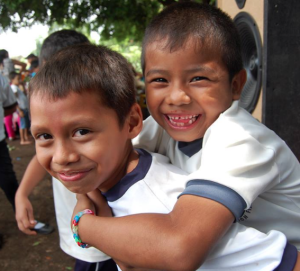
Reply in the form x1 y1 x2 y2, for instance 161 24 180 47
152 78 167 83
74 129 90 137
191 76 207 82
36 133 52 140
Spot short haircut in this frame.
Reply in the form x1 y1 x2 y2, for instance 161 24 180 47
30 59 39 70
141 2 243 81
30 44 136 126
0 49 9 64
8 71 19 81
39 29 90 65
26 53 37 59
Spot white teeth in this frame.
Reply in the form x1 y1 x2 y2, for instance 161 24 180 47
168 115 198 126
168 115 198 120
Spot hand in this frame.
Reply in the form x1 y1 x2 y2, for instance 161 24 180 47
15 193 37 235
87 189 112 217
18 109 24 118
72 193 96 227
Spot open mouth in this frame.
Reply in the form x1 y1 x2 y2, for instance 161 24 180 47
166 114 200 127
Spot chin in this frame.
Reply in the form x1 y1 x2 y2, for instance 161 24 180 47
167 132 200 142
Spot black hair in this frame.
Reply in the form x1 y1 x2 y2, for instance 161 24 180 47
30 59 39 70
8 71 19 81
0 49 9 65
39 29 90 65
141 2 243 81
30 44 136 126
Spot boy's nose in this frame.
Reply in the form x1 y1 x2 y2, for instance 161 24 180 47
166 86 191 106
52 142 79 165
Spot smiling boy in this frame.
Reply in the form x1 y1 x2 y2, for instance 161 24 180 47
72 2 300 270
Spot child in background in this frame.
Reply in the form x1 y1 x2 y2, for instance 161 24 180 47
72 2 300 270
29 59 39 78
9 71 32 145
14 30 117 271
29 43 296 271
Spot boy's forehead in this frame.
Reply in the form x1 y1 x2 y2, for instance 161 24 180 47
145 38 222 63
30 89 104 106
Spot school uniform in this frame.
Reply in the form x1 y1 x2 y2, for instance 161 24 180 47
104 148 295 271
133 101 300 250
52 180 117 271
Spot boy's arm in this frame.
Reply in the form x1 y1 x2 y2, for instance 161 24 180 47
12 59 27 73
15 155 48 235
77 194 234 271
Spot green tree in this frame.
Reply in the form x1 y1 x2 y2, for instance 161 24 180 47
0 0 215 43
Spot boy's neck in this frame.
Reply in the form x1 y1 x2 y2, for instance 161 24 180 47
99 146 139 193
126 148 140 174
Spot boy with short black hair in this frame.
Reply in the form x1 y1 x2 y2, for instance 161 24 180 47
30 44 298 271
72 2 300 270
15 30 117 271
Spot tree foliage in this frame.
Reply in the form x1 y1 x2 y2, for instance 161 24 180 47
0 0 214 42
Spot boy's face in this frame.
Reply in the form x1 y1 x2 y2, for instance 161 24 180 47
30 91 133 194
144 40 244 142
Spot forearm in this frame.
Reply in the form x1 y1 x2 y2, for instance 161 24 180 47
78 196 234 271
16 155 47 197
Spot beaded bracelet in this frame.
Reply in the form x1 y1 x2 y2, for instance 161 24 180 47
72 209 95 248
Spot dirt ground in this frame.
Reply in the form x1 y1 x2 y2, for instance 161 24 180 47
0 137 76 270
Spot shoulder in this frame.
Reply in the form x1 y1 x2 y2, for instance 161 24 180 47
205 101 274 149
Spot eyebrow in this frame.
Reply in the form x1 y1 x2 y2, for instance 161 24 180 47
31 117 97 132
145 66 216 77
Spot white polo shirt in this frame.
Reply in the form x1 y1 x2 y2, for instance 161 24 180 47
132 101 300 249
104 149 289 271
52 179 110 262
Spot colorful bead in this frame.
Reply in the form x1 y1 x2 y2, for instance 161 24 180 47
72 209 95 248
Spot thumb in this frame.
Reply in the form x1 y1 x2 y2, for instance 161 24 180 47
27 209 36 225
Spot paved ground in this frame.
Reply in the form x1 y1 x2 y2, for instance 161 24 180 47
0 138 76 270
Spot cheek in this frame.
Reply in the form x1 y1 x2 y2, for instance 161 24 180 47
146 91 160 113
35 146 51 169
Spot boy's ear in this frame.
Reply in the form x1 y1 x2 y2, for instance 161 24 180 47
127 103 143 139
231 69 247 100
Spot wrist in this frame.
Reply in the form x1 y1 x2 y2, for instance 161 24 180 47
72 209 95 248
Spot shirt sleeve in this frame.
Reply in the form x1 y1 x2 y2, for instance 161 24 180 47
179 180 247 220
179 109 280 219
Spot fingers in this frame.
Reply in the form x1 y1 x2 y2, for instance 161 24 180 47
87 189 112 217
16 210 37 236
87 189 106 204
15 201 37 235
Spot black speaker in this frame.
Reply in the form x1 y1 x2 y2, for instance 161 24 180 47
234 12 262 114
217 0 300 160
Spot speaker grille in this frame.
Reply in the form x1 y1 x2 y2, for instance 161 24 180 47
234 12 262 113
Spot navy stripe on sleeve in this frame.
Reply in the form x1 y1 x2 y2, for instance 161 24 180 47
274 242 298 271
178 179 246 221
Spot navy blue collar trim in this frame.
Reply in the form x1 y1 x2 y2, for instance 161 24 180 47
178 138 203 157
102 148 152 202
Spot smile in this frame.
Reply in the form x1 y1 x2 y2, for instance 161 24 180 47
58 169 92 182
166 114 199 127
